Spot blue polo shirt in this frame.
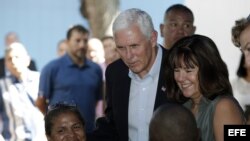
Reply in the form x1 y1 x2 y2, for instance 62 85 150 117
39 54 103 132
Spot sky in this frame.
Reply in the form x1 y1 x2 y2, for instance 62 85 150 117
0 0 250 79
0 0 87 70
0 0 183 71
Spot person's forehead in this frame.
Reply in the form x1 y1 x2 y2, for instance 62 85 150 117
6 51 26 60
115 25 143 38
241 24 250 36
240 25 250 41
70 30 88 38
240 25 250 48
6 34 18 41
165 10 193 22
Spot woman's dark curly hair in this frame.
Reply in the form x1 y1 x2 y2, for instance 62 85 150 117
231 17 250 47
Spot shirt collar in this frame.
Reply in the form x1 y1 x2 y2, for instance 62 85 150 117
7 68 32 84
63 53 89 68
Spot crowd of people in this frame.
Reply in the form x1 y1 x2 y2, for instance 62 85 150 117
0 3 249 141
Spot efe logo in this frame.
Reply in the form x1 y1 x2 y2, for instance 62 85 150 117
224 125 249 141
228 129 246 136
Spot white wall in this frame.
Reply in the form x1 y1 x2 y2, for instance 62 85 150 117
185 0 250 80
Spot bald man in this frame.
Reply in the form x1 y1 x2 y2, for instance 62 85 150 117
0 32 37 78
149 104 199 141
160 4 196 49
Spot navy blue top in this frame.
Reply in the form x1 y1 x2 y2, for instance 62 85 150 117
39 54 103 132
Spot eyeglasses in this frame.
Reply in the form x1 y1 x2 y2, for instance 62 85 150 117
47 101 77 113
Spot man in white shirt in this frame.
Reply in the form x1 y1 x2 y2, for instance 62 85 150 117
88 8 177 141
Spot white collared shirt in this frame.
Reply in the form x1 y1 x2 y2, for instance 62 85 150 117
128 45 162 141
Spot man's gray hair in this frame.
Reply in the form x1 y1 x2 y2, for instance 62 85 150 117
112 8 155 39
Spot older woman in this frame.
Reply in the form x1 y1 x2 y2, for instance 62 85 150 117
165 34 245 141
231 15 250 124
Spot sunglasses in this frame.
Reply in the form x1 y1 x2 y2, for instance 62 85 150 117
47 101 77 113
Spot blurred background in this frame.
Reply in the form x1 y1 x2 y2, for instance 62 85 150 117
0 0 250 80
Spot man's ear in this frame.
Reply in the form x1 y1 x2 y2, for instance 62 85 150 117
150 30 158 47
192 26 196 34
25 56 31 68
160 24 164 37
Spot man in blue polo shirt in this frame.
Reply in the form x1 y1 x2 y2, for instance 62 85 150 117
36 25 104 133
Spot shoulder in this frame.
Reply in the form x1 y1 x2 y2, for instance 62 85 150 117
40 57 63 77
212 96 245 141
106 59 127 72
109 59 126 66
105 59 128 81
214 96 245 122
86 59 102 70
85 59 103 74
215 96 241 111
43 57 63 70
